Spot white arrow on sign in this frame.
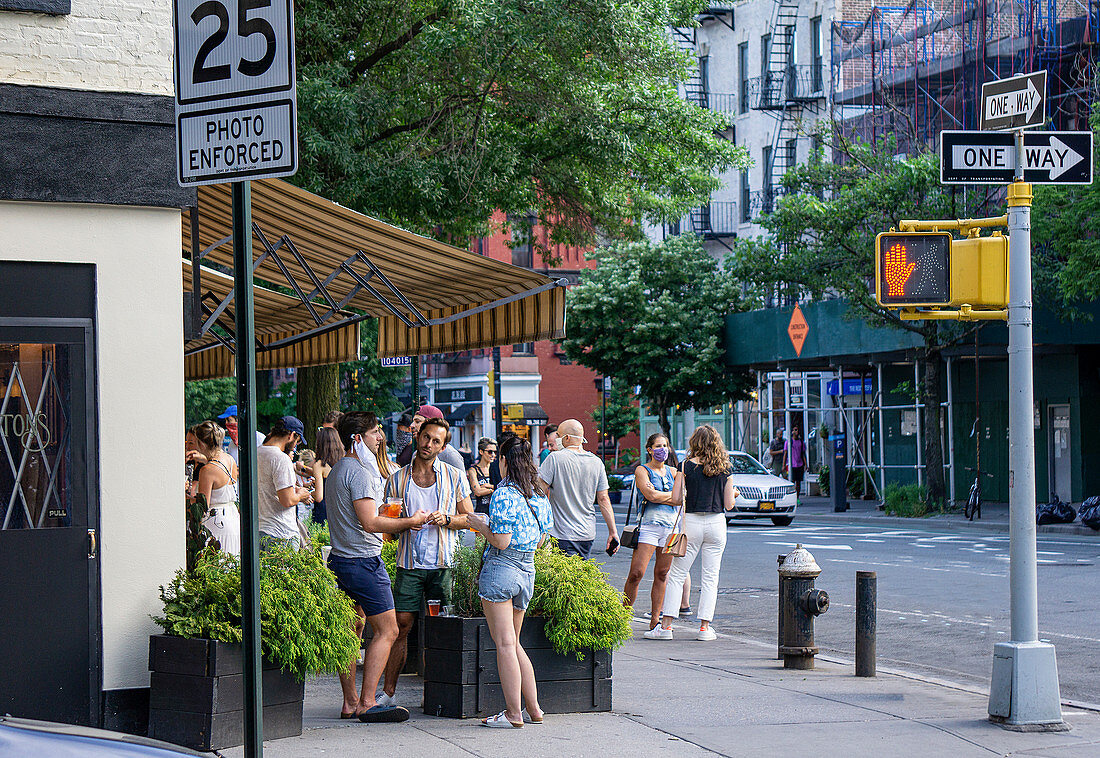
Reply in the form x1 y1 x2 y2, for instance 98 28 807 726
983 77 1041 124
1023 136 1084 180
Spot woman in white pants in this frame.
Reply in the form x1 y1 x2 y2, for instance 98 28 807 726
652 425 734 641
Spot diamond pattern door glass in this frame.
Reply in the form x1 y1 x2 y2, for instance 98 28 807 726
1 343 73 529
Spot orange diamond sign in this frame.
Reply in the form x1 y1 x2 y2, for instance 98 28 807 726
788 305 808 357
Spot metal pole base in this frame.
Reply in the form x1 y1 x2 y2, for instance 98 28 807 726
988 641 1067 731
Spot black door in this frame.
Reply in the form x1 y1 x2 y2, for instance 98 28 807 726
0 321 100 726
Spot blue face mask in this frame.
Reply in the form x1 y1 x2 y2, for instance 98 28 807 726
652 447 669 463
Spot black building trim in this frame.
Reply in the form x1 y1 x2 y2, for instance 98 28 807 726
0 83 195 208
0 0 70 14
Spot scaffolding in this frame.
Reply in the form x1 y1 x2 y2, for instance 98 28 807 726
832 0 1099 150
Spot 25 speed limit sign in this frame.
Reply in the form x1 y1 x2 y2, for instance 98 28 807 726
173 0 297 186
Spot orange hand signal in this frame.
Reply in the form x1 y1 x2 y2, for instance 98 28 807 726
884 243 917 297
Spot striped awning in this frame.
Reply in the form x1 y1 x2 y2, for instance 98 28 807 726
183 261 361 380
182 178 566 362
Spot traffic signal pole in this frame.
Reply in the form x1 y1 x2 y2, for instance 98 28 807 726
987 130 1065 730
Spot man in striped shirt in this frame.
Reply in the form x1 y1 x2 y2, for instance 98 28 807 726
380 417 473 702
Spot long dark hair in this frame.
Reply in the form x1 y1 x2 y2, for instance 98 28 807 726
500 436 543 499
314 427 344 468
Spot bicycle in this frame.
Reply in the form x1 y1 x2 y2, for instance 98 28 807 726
963 466 993 521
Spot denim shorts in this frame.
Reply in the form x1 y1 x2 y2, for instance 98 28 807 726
478 546 536 610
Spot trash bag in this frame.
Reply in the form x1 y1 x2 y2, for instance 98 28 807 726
1080 496 1100 531
1037 496 1076 525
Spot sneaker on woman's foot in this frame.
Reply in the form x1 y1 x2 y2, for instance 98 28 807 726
697 627 717 641
643 626 673 640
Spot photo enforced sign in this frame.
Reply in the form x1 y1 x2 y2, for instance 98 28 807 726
174 0 297 186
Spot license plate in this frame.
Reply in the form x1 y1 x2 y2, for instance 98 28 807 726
758 501 775 511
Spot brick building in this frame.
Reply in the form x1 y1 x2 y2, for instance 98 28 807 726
421 210 640 460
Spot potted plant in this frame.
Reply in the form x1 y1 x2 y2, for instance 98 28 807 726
148 544 358 751
421 539 633 718
606 473 625 504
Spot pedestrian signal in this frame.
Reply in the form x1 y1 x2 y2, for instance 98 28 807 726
875 232 952 306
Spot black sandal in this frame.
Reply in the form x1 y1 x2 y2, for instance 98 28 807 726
358 705 410 723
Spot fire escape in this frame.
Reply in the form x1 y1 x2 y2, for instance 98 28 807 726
751 0 825 214
671 6 738 248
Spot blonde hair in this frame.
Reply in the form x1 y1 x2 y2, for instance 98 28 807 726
688 425 731 478
375 430 393 478
190 420 225 454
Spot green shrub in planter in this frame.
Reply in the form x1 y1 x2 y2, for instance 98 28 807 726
883 482 932 518
153 545 359 679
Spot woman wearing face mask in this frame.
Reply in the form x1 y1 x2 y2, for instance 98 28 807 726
621 434 679 636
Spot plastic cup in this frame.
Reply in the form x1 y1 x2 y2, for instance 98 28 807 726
442 605 455 617
381 500 402 518
427 600 441 617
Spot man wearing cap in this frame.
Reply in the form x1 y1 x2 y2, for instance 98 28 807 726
538 419 618 559
217 405 267 464
257 415 314 549
395 404 465 471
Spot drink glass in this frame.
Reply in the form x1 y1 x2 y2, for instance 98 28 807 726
427 600 441 616
381 498 403 518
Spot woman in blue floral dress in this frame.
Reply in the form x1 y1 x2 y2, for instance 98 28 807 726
467 435 553 728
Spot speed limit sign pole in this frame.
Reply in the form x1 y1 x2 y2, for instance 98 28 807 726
174 1 298 755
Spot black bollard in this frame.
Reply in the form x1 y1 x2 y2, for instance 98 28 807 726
777 554 786 660
856 571 877 677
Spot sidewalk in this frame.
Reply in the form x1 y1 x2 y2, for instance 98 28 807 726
219 620 1100 758
793 496 1099 536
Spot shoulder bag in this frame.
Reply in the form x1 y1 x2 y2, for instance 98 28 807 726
661 467 688 557
619 475 643 550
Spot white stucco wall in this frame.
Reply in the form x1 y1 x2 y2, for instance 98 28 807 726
0 0 173 94
0 200 184 690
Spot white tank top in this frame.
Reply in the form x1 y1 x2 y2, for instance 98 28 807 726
209 460 238 505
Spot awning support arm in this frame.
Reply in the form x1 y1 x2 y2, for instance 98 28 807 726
252 224 324 325
340 261 416 328
356 251 431 326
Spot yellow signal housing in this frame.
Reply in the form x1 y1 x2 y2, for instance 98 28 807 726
506 403 525 420
948 232 1008 308
486 370 495 398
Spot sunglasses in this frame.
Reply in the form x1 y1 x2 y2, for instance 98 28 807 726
486 449 498 455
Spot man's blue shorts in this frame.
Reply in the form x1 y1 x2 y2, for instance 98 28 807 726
327 553 395 618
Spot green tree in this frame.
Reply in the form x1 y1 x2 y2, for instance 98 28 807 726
728 132 995 507
1032 114 1100 307
184 377 236 428
560 235 753 439
256 381 297 433
339 319 407 417
293 0 748 253
593 379 639 467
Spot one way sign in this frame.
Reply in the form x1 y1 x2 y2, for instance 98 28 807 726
940 130 1093 185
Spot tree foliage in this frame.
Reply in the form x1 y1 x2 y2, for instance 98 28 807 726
339 319 407 417
727 131 977 506
294 0 748 251
184 377 236 428
594 379 639 449
560 235 753 437
1032 113 1100 307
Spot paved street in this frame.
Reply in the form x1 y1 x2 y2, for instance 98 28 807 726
600 499 1100 706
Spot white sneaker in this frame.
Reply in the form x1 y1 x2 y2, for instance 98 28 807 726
375 691 396 708
697 627 717 641
643 626 673 640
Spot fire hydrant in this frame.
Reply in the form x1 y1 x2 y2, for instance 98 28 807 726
778 544 829 670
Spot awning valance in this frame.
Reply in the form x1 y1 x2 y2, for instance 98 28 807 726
182 178 566 365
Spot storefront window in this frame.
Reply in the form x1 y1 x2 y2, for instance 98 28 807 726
1 343 73 529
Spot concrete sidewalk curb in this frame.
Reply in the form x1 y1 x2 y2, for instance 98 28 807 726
647 617 1100 715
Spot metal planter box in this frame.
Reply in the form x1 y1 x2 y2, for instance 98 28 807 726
422 615 611 718
147 635 304 751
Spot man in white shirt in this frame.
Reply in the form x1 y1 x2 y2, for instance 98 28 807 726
256 415 313 549
381 417 473 702
538 418 617 559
